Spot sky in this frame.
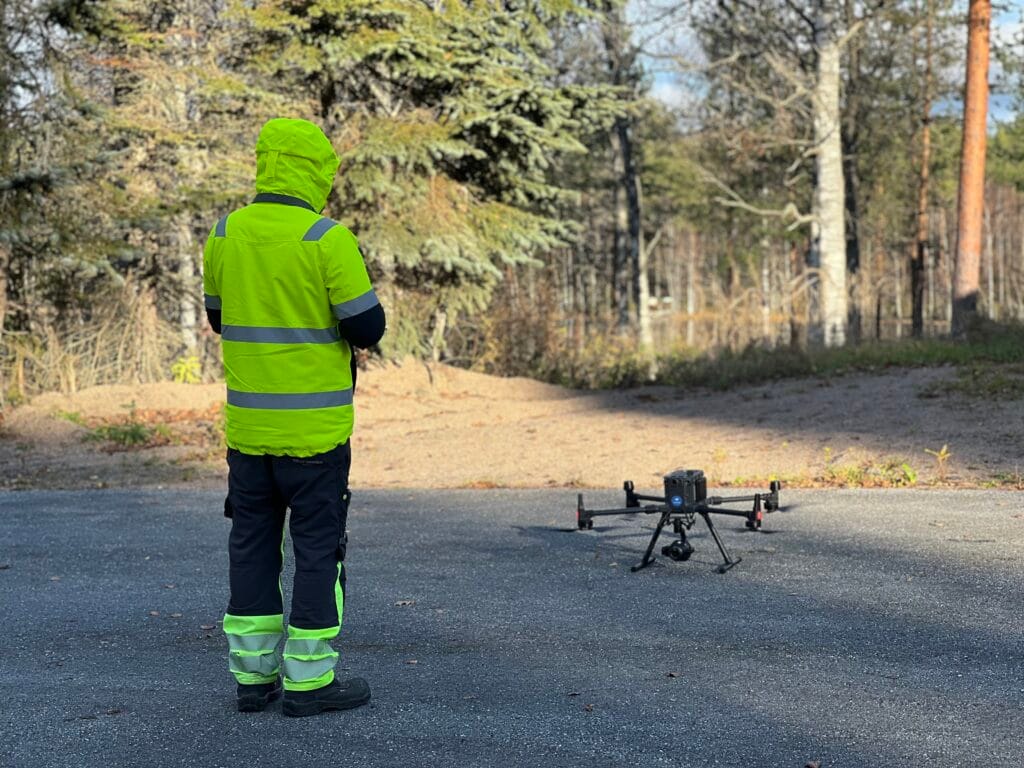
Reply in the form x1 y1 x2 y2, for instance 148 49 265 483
990 4 1022 121
638 2 1023 125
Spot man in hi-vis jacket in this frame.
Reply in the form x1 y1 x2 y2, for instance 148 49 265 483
202 117 385 717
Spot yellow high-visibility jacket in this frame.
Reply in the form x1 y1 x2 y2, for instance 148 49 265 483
202 118 377 456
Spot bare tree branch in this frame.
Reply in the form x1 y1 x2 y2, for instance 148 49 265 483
643 225 664 259
703 169 814 230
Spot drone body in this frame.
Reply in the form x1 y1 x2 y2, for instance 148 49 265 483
575 469 781 573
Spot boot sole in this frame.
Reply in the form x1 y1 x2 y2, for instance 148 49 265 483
237 686 282 713
282 690 371 718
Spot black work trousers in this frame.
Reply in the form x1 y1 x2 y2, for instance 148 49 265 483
225 442 350 630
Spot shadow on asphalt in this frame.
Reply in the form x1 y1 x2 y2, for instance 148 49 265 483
1 488 1021 767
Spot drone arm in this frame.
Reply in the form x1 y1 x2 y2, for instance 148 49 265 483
705 494 757 505
631 493 665 503
706 481 781 510
698 505 757 518
577 493 668 529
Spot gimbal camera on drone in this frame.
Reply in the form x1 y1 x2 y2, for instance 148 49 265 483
575 469 782 573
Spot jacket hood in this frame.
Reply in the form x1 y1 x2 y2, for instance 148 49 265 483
254 118 340 212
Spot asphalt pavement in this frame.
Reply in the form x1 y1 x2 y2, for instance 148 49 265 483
1 486 1022 767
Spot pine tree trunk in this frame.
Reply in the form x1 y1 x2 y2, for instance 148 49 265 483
812 20 847 347
600 1 643 339
616 119 652 349
952 0 991 338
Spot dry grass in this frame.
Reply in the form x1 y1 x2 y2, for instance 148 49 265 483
1 283 181 405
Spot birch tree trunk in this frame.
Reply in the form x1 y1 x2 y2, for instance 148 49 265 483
984 201 995 319
0 241 7 349
686 229 697 347
610 126 631 331
997 200 1007 316
430 307 447 362
939 205 952 322
842 0 862 344
666 221 679 315
893 252 904 339
0 240 7 406
173 213 198 352
782 242 794 347
761 247 771 342
171 1 202 353
812 15 848 347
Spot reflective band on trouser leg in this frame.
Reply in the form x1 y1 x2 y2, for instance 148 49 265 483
282 564 345 692
223 613 283 685
283 630 337 690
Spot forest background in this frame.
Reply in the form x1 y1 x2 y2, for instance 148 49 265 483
3 0 1024 401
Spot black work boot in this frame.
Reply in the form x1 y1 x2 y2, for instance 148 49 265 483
237 680 282 712
282 677 371 717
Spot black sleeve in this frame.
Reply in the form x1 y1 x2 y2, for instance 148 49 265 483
206 308 222 334
337 303 385 349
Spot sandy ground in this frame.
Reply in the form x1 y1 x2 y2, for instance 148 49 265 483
1 359 1022 490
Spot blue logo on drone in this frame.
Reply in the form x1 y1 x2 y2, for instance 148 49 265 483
671 495 684 507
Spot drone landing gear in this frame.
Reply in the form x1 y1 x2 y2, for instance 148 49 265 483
700 511 742 574
629 509 742 573
577 472 779 574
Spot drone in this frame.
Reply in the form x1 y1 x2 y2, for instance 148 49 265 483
575 469 781 573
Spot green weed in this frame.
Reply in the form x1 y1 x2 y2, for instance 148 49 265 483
924 444 952 482
171 355 202 384
80 400 168 449
983 469 1024 490
84 422 153 447
56 410 86 426
822 454 917 488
